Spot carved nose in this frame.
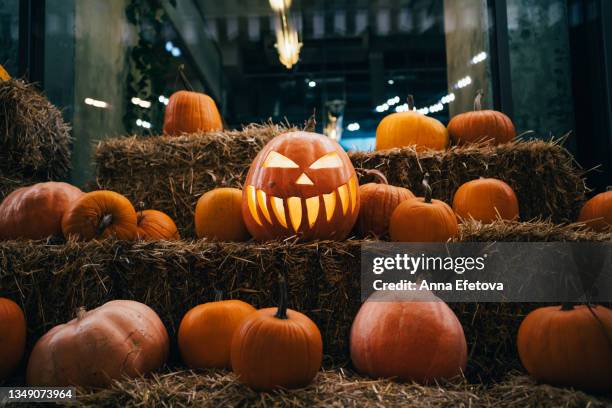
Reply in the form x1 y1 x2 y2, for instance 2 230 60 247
295 173 314 185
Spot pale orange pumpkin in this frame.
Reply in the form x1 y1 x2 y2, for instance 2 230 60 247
452 177 519 223
136 209 180 240
195 188 250 241
163 66 223 136
0 182 84 240
517 304 612 392
578 190 612 232
448 90 516 145
389 174 458 242
62 190 138 241
178 293 256 369
376 95 449 152
26 300 169 387
0 298 26 381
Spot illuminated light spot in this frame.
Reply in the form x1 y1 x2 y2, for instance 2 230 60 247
271 197 288 228
247 186 262 226
263 151 299 168
349 176 358 213
338 184 349 215
296 173 314 185
287 197 302 232
305 196 320 228
256 189 272 223
310 152 343 169
323 191 336 221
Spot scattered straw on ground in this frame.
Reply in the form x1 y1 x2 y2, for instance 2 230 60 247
71 369 610 408
0 79 71 197
1 220 609 383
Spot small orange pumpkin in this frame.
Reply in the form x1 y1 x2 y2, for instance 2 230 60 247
517 304 612 392
0 64 10 81
26 300 169 387
0 182 84 240
0 298 26 381
178 292 256 369
578 189 612 232
136 209 180 240
231 279 322 391
350 291 467 383
62 190 138 241
389 174 458 242
448 90 516 145
376 95 449 152
452 178 519 223
163 65 223 136
357 169 415 237
195 188 250 241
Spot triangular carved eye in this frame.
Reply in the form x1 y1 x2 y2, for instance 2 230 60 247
310 152 342 169
263 151 299 168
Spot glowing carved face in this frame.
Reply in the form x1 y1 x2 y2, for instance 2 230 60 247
242 131 359 241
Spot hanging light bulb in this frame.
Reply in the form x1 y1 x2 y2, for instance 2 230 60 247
269 0 292 11
275 27 302 69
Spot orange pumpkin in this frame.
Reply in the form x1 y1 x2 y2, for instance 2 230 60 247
62 190 138 241
389 174 458 242
195 188 250 241
0 182 83 240
357 169 415 237
0 298 26 381
448 90 515 145
136 209 180 240
376 95 449 152
163 66 223 136
578 190 612 232
243 131 359 241
178 293 256 369
231 279 322 390
0 64 10 81
26 300 169 387
350 291 467 383
452 178 519 223
517 304 612 392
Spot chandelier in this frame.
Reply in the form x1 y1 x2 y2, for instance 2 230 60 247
270 0 301 69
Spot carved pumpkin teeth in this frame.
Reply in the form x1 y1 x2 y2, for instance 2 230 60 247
305 196 320 228
349 176 358 213
270 196 288 228
287 197 302 232
247 186 263 226
337 184 349 215
256 189 272 223
323 191 336 221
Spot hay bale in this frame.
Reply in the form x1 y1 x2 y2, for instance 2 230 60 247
71 369 610 407
1 220 609 384
0 79 72 197
94 122 299 237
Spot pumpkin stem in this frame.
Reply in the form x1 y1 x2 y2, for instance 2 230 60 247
560 303 574 311
359 168 388 185
97 214 113 235
474 90 484 111
178 64 194 92
275 276 289 320
407 95 415 111
214 289 223 302
76 307 87 320
136 202 145 224
422 173 432 204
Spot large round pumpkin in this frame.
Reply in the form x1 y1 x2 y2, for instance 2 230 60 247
26 300 169 387
0 182 83 240
243 131 359 241
376 96 449 152
356 169 415 237
62 190 138 241
389 174 458 242
178 295 256 369
195 188 250 241
448 91 515 145
578 190 612 232
517 304 612 392
350 291 467 383
231 279 322 390
0 298 26 381
452 178 519 223
137 209 180 240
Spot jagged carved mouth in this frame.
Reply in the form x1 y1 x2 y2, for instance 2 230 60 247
246 176 358 232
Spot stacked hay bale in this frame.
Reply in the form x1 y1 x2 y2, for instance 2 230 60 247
0 79 72 198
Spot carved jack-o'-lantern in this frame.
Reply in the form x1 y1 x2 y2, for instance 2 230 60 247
242 131 359 241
